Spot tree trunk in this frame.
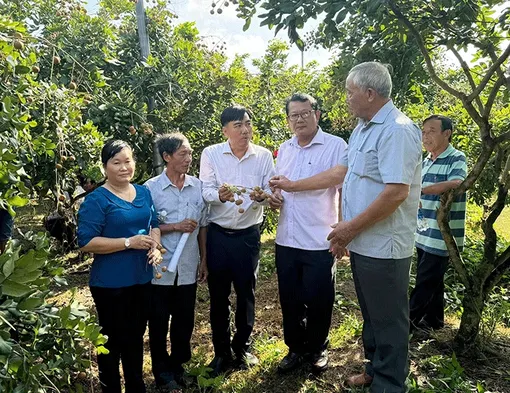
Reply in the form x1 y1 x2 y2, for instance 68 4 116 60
455 288 484 351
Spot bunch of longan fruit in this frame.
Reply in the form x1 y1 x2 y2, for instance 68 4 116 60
221 183 269 213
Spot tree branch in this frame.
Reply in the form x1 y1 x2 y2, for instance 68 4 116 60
468 42 510 101
448 46 484 114
495 130 510 144
386 1 463 100
483 73 506 120
484 246 510 295
437 191 471 289
386 0 485 128
453 138 496 196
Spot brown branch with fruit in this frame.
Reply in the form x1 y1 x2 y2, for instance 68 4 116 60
220 183 270 213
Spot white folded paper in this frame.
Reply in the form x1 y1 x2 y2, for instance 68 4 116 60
168 233 190 273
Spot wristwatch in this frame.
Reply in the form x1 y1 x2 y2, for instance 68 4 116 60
124 237 131 249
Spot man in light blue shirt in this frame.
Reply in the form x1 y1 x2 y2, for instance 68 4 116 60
270 62 422 393
145 133 207 391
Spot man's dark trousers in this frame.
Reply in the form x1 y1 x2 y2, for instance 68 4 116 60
350 251 411 393
275 245 336 355
410 247 449 330
207 223 260 358
149 282 197 382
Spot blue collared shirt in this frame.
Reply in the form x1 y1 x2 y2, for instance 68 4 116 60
145 173 207 286
77 185 158 288
342 100 422 259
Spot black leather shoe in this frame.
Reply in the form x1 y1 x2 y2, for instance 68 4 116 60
310 349 328 373
207 355 233 377
156 372 183 392
234 351 259 369
278 352 303 373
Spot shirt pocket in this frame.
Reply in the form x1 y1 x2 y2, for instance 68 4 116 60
351 150 379 179
245 174 264 189
186 200 204 222
302 163 324 178
157 205 179 223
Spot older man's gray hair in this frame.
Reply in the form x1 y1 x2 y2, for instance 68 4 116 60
347 62 393 99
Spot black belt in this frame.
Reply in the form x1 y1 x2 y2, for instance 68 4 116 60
209 222 259 236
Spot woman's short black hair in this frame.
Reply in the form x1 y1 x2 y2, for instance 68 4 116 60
220 105 253 127
101 140 132 166
156 133 189 160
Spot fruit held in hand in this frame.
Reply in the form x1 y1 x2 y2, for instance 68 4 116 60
160 248 167 254
229 197 235 203
155 272 162 279
161 266 167 272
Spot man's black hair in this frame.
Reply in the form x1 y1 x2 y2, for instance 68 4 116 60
155 133 189 161
423 115 454 142
220 105 253 127
285 93 318 115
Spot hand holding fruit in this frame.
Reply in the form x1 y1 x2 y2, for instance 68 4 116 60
219 184 235 203
249 186 268 202
147 247 163 265
128 235 157 250
174 219 198 233
269 175 294 192
268 190 284 209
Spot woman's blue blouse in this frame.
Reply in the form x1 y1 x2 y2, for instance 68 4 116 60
77 184 159 288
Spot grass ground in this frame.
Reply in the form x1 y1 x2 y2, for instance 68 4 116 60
14 202 510 392
48 235 510 393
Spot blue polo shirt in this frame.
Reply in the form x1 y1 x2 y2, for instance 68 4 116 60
415 144 467 256
77 185 159 288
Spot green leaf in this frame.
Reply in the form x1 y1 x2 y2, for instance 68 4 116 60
243 18 252 32
17 297 43 311
6 195 28 207
2 279 31 297
15 250 44 272
0 336 12 356
14 65 30 74
2 258 14 278
96 345 110 355
9 269 42 284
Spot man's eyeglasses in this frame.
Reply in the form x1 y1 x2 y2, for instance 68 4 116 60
288 110 314 122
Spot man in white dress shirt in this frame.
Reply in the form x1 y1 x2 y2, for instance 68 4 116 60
271 93 348 374
199 105 275 376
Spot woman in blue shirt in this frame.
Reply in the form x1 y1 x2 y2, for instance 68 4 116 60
78 140 162 393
